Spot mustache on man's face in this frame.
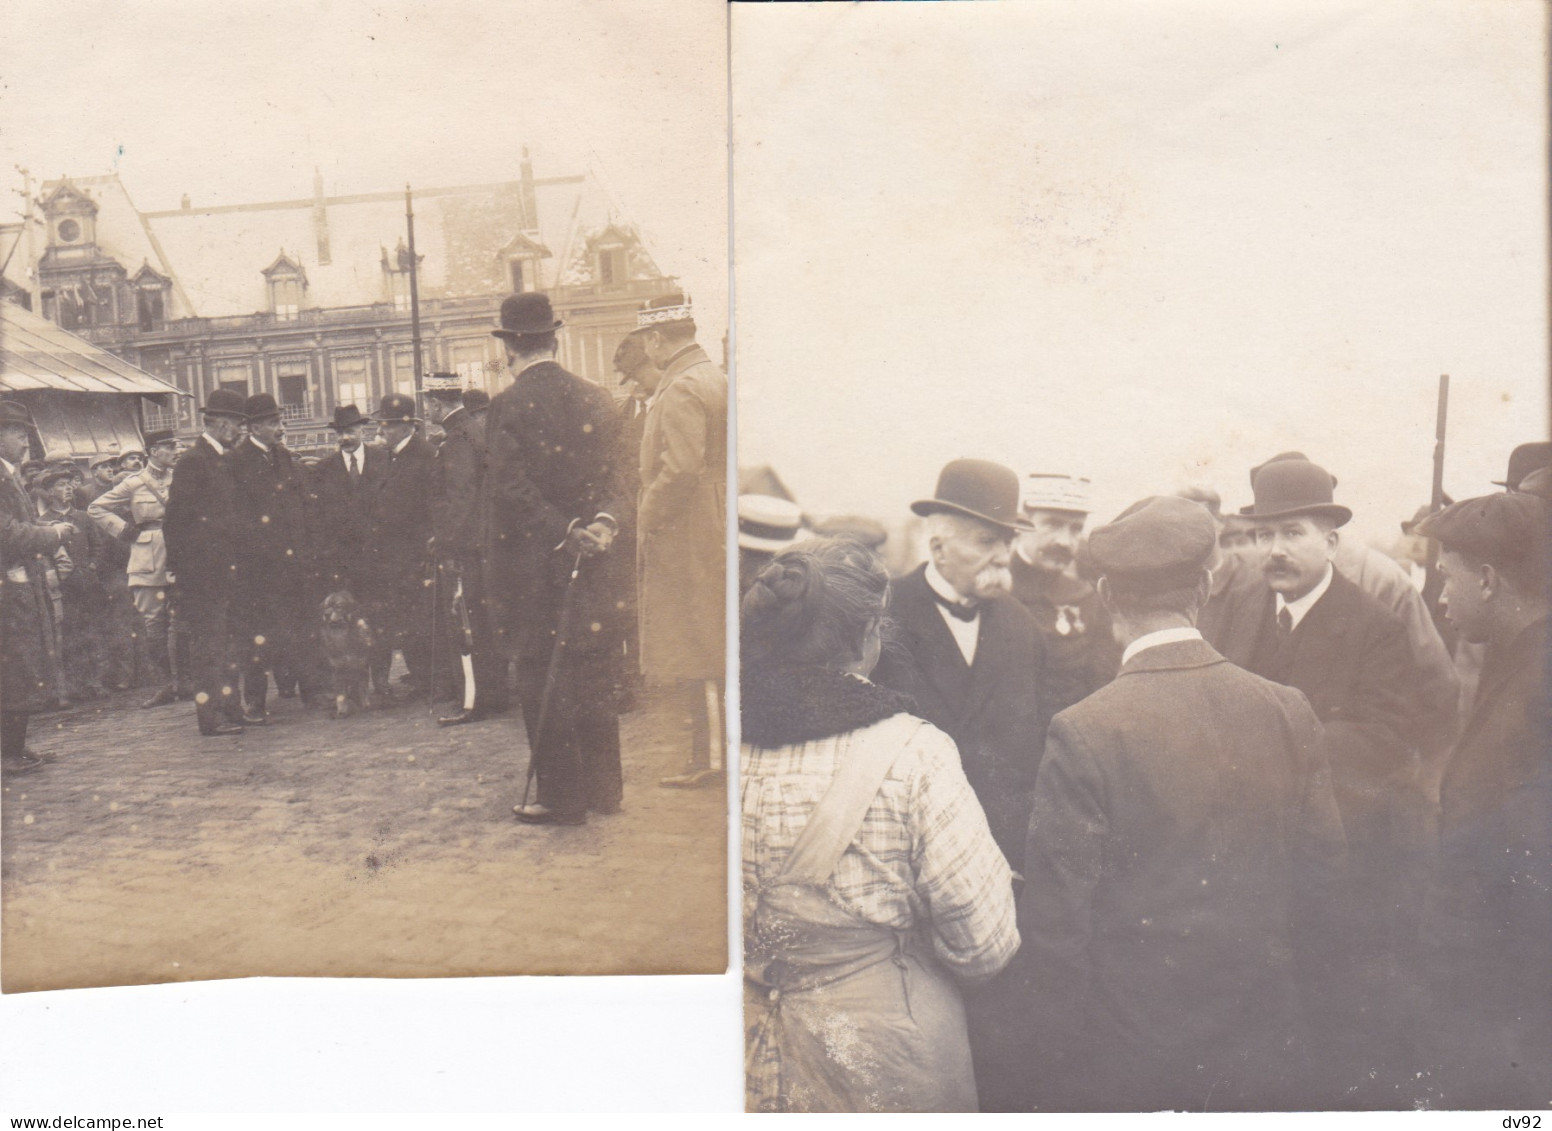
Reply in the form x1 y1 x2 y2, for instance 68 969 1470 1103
973 564 1014 598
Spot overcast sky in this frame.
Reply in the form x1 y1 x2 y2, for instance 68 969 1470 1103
0 0 729 341
734 0 1548 547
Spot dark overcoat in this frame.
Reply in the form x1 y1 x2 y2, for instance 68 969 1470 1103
308 443 387 595
869 563 1049 866
431 406 486 562
1 462 65 712
636 344 727 682
1422 615 1551 1105
359 436 436 601
230 438 313 610
1014 638 1348 1111
162 436 239 597
482 360 626 663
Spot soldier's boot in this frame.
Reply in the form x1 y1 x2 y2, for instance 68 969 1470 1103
141 605 177 708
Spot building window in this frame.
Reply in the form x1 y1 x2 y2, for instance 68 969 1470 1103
509 259 525 293
450 339 491 390
597 246 626 285
137 287 165 331
275 358 311 422
334 354 369 411
391 350 417 395
271 277 302 320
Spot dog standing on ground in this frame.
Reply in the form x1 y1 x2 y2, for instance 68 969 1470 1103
320 590 373 718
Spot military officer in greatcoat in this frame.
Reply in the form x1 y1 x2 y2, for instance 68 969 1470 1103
422 372 507 725
230 393 322 720
485 292 627 826
163 388 248 736
1010 472 1121 714
0 402 76 775
634 293 728 789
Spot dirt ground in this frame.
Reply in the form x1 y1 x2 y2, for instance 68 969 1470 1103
0 676 728 992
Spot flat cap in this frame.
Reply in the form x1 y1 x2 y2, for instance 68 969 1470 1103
1415 492 1551 569
1089 495 1218 589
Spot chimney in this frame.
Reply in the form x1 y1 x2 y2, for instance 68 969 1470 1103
312 168 331 266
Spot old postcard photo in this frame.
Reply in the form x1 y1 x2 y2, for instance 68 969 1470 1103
0 0 730 1011
734 0 1548 1113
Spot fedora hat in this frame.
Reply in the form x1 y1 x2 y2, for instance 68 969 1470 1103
202 388 248 419
244 393 281 421
372 392 419 424
0 400 36 430
330 404 369 431
492 292 563 339
1242 457 1352 527
911 459 1034 533
1493 441 1552 490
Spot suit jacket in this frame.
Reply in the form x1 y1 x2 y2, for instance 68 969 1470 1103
1 461 65 712
360 436 436 594
870 563 1049 865
637 344 727 681
230 438 313 608
432 406 486 562
162 436 239 596
483 359 626 661
1424 615 1551 1103
1207 567 1422 847
1016 638 1347 1111
308 443 387 594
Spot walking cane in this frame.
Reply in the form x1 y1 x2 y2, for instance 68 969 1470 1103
426 556 439 715
520 552 586 810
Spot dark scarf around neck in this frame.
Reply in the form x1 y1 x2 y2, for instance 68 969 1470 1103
740 663 917 748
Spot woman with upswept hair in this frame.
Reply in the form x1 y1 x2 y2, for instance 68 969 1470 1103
740 537 1018 1112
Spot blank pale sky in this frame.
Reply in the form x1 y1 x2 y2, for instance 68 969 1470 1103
733 0 1548 546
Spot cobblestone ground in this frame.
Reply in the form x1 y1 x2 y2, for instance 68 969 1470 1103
1 674 728 992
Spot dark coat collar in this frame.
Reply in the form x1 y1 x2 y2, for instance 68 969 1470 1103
741 664 917 747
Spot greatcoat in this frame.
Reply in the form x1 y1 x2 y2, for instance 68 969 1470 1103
636 343 727 683
0 460 65 712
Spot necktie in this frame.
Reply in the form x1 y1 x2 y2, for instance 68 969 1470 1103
348 451 360 483
931 587 979 622
1277 606 1294 638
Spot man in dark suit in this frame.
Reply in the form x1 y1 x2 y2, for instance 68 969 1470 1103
1013 495 1348 1111
422 372 507 725
308 404 384 598
484 292 627 826
1204 456 1429 1101
1414 491 1551 1108
229 393 320 720
360 392 437 703
162 388 248 736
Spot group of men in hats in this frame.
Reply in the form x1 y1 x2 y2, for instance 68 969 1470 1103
857 444 1548 1110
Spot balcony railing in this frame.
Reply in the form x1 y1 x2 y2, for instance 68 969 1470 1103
280 399 312 423
142 404 181 433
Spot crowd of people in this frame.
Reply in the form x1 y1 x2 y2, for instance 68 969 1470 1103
740 443 1551 1112
1 289 729 828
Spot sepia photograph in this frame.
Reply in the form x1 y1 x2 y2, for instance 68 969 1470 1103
1 0 735 1114
734 0 1548 1114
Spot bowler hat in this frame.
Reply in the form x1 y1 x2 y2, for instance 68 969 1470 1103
330 404 368 431
461 388 490 412
244 393 281 421
911 459 1034 533
372 393 419 424
1242 458 1352 527
1089 495 1218 590
492 292 563 339
1249 451 1339 491
1517 465 1552 502
0 400 35 430
144 430 177 449
1493 442 1552 490
202 388 248 419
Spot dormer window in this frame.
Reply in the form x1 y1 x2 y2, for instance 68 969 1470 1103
497 232 551 296
131 262 171 332
262 250 307 321
597 243 626 285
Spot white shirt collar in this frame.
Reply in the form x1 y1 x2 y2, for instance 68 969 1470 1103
0 456 14 476
1122 626 1203 666
392 433 413 456
1275 563 1334 631
924 561 976 610
202 432 226 456
248 436 270 454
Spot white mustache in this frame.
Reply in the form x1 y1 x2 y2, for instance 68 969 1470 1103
973 564 1014 597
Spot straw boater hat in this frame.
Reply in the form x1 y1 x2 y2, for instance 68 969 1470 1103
636 292 694 330
1240 457 1352 527
491 292 563 340
1023 473 1093 516
738 495 812 553
422 371 463 398
912 459 1035 534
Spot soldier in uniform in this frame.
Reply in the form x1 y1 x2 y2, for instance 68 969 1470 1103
635 293 728 789
83 452 141 692
38 462 111 701
422 372 506 724
485 292 626 826
363 392 437 703
1011 472 1121 714
162 388 247 736
230 393 321 720
0 402 75 775
90 429 186 708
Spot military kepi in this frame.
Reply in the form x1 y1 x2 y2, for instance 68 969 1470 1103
1088 495 1218 591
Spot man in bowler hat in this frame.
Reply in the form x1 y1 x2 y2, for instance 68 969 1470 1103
1414 492 1551 1107
309 404 385 599
163 387 248 735
485 291 626 825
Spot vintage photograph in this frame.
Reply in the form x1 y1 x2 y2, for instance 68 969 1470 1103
0 0 729 1022
734 0 1548 1113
